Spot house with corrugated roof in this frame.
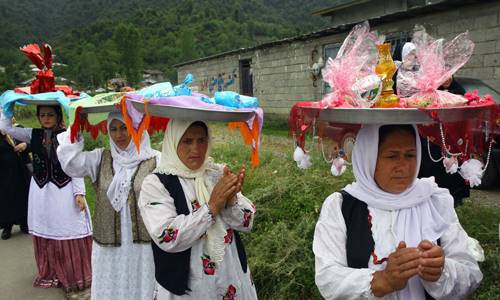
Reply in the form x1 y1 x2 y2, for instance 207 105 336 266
175 0 500 115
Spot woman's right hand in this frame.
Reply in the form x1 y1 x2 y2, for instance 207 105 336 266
14 142 27 152
371 241 421 297
209 166 239 217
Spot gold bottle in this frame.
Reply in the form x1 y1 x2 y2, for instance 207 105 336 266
373 43 400 108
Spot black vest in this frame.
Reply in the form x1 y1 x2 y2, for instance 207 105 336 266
31 128 71 188
153 173 248 296
340 191 438 300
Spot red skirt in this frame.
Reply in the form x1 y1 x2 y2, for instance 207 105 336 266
33 235 92 292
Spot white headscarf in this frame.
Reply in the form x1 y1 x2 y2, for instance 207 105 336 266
107 112 158 212
155 119 227 266
343 124 454 300
402 42 417 61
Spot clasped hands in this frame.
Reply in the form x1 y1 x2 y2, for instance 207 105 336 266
208 165 246 218
372 240 445 297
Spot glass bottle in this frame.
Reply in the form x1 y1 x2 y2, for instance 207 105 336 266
373 43 400 108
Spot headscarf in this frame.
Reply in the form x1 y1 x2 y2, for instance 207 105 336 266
155 119 227 266
107 112 158 212
343 124 454 300
402 42 417 61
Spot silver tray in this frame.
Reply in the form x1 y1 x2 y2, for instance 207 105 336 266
18 99 61 105
130 100 255 122
318 106 492 124
80 104 121 114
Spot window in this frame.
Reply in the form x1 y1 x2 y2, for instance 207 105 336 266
323 43 341 95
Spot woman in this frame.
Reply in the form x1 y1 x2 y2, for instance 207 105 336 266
0 127 29 239
313 124 482 299
56 112 160 300
0 105 92 292
139 119 257 299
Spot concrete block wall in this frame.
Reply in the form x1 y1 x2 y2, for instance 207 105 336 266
177 54 244 96
252 41 319 114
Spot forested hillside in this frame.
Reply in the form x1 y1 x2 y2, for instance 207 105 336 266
0 0 332 90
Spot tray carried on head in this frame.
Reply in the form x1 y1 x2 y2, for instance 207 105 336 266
129 99 255 122
18 99 62 106
79 103 121 114
72 92 123 114
318 104 494 124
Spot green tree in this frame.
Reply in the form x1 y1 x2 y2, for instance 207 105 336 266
0 70 12 91
98 40 120 83
75 43 101 90
177 28 198 63
113 23 142 87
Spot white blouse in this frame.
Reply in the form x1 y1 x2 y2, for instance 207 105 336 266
313 192 483 300
139 167 258 300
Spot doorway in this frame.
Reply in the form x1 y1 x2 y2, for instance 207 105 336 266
239 59 253 96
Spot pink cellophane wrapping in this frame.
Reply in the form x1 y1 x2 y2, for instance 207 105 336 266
321 21 383 108
399 27 474 107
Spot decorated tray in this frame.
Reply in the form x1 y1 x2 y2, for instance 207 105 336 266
318 104 495 124
18 98 64 105
129 99 256 122
72 92 123 114
79 103 121 114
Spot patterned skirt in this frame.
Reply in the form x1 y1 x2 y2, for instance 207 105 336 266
33 235 92 292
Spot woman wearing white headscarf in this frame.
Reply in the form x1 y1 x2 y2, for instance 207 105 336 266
56 112 160 300
313 124 482 300
139 119 257 300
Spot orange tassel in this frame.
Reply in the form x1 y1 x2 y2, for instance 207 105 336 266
121 96 151 153
228 117 260 167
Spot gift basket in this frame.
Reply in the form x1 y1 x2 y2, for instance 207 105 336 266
120 74 264 166
289 22 498 187
0 43 89 119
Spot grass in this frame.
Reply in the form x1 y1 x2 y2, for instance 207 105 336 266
13 111 500 299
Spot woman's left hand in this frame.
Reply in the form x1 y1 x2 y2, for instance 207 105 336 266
235 164 246 193
224 165 245 207
418 240 445 282
75 194 87 211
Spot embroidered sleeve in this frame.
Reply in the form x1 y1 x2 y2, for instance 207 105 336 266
219 192 256 232
420 211 483 299
0 112 32 143
56 129 103 182
313 192 377 300
138 174 213 253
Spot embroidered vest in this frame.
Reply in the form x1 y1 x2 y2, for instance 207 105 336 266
92 150 154 246
31 128 71 188
340 191 437 300
153 173 248 296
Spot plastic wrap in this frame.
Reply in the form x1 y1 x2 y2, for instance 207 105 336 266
136 82 174 98
213 91 259 108
321 21 383 107
173 73 193 96
398 27 474 107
